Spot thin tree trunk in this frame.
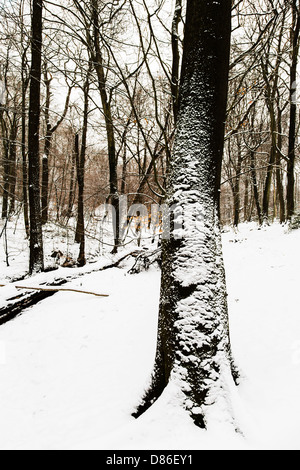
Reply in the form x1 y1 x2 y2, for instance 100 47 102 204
276 106 285 223
250 150 263 226
260 13 285 223
41 67 72 224
21 61 30 238
171 0 182 123
262 107 277 222
20 0 30 237
287 1 300 220
41 130 51 224
121 142 127 196
75 66 90 267
0 54 9 220
91 0 120 253
28 0 44 274
74 133 84 251
0 111 9 220
8 112 18 215
41 65 72 225
244 173 249 222
67 149 76 219
233 139 242 227
41 66 51 225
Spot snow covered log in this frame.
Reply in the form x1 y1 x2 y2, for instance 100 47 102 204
0 250 139 326
134 0 238 428
0 289 56 326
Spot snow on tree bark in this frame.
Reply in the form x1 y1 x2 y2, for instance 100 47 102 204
134 0 237 428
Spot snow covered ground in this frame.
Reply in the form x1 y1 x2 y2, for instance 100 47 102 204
0 222 299 450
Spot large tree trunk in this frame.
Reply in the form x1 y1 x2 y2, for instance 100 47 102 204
134 0 236 428
28 0 44 274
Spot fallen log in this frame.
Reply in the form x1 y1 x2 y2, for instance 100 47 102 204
0 249 140 326
0 290 57 326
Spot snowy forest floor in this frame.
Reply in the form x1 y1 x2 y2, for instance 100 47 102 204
0 220 299 450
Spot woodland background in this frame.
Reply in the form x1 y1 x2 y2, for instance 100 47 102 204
0 0 300 266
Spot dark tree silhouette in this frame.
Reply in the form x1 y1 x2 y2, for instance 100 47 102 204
28 0 44 273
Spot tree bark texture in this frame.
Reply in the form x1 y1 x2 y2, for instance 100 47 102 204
75 128 86 267
134 0 236 428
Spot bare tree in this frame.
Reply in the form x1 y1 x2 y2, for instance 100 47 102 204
20 7 30 238
41 61 72 225
75 62 91 267
134 0 237 428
